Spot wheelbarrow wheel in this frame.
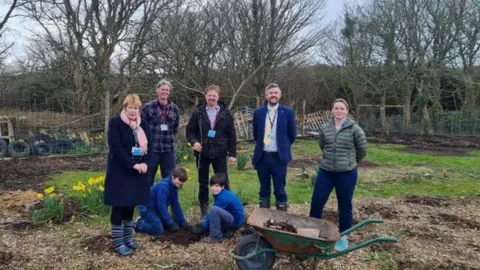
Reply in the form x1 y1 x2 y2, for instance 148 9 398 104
234 234 276 270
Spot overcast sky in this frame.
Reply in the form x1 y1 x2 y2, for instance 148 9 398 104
0 0 359 62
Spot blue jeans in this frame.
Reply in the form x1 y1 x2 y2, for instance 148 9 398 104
149 151 175 185
309 168 358 233
136 205 164 235
255 153 287 203
136 205 184 236
209 206 236 240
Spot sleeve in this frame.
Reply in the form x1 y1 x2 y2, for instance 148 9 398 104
141 104 149 121
318 126 325 151
171 190 187 227
354 125 368 162
227 111 237 157
186 111 198 144
173 105 180 136
252 110 258 141
156 185 176 227
107 117 136 169
287 109 297 144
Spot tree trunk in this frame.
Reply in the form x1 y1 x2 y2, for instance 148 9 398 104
404 77 413 128
104 89 110 149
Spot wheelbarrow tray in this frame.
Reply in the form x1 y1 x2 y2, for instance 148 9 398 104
246 208 340 254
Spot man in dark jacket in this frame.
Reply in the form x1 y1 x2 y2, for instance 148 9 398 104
186 84 237 218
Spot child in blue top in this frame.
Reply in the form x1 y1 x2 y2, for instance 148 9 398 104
199 173 245 243
135 167 189 235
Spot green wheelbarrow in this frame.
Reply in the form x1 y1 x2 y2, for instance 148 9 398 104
230 208 398 270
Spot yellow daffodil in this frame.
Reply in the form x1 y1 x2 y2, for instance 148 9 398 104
98 186 104 192
187 142 192 147
36 193 44 200
183 155 188 161
49 194 56 199
87 178 95 185
44 187 55 194
96 176 105 184
70 215 76 222
72 182 86 192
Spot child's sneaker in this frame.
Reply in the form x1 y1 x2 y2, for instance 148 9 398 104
334 236 349 252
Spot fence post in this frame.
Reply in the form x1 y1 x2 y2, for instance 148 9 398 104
302 99 306 137
194 96 199 106
256 96 260 108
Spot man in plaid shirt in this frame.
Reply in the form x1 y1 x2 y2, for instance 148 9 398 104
141 79 180 185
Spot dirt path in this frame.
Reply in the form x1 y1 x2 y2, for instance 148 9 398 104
1 196 479 270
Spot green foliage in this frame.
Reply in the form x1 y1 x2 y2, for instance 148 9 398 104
236 154 250 171
30 195 64 223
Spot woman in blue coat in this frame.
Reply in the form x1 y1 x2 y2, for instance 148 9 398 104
104 94 151 257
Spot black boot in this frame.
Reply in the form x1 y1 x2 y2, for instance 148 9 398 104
276 202 288 212
259 197 271 208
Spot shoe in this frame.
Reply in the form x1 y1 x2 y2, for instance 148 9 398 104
334 237 349 252
259 197 271 208
201 236 222 243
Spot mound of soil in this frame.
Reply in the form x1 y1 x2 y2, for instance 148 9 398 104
369 134 480 148
0 154 106 191
150 225 207 246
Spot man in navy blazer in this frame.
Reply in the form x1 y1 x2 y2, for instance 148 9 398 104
252 83 296 211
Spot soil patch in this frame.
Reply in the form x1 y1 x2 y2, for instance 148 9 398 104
403 195 451 207
358 203 400 219
82 234 111 255
430 213 480 230
357 160 379 168
401 146 468 156
0 154 106 191
368 134 480 148
289 158 318 168
150 225 206 246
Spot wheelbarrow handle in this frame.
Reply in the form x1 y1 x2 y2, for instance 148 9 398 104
340 219 384 237
315 237 398 260
229 248 277 261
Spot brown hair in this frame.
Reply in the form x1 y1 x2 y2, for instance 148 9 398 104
122 94 142 109
172 167 188 182
332 98 349 110
205 84 221 94
265 83 281 93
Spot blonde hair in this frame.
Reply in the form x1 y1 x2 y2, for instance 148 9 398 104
332 98 349 111
205 84 221 94
122 94 142 109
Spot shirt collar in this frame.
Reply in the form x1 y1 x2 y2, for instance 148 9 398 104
206 104 220 111
267 103 279 111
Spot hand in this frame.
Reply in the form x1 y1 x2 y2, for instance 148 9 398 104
169 223 180 233
193 142 202 152
133 164 142 174
192 226 205 235
138 163 148 174
228 157 236 166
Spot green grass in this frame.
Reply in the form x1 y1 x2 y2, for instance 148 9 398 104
45 140 480 217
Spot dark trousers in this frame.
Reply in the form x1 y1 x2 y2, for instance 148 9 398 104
110 206 135 225
309 168 358 233
149 151 175 185
208 206 235 240
196 155 228 205
255 153 288 203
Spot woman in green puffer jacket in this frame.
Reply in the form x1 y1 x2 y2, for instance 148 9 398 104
309 98 367 252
